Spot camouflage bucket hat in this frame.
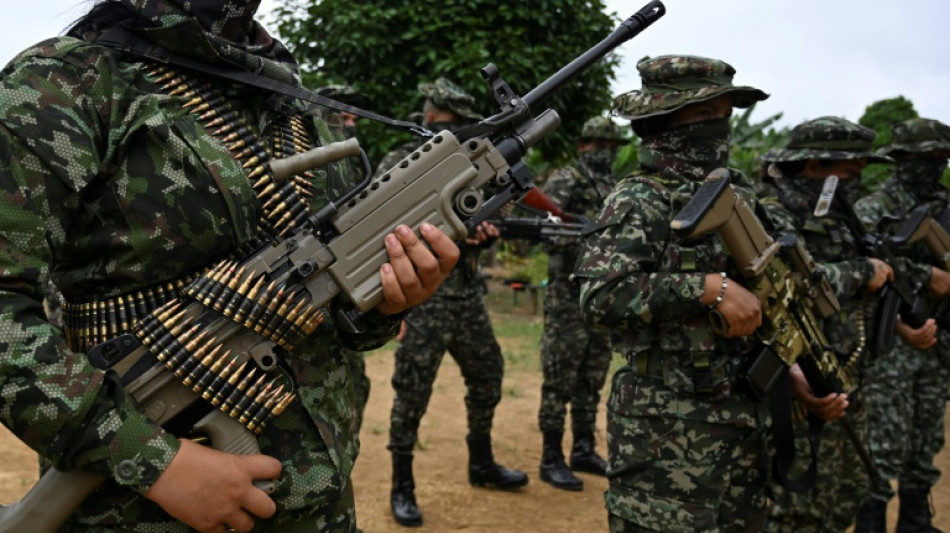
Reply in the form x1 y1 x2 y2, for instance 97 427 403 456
611 55 768 121
317 84 370 109
418 77 484 120
878 118 950 158
577 116 629 144
762 116 893 164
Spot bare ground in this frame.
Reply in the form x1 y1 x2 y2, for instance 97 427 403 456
2 308 948 532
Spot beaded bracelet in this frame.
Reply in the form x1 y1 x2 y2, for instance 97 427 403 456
708 272 728 310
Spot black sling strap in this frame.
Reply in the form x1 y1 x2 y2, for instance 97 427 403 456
95 28 433 138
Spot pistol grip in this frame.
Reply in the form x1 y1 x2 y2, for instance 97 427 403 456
192 409 277 495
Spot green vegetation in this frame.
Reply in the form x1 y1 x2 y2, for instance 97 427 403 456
271 0 619 166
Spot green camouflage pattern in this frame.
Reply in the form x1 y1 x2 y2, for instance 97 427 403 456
537 160 614 434
762 116 893 164
317 84 370 109
388 245 504 453
611 55 767 122
575 148 771 530
854 165 950 502
0 18 396 532
759 184 877 532
578 116 629 144
418 77 483 120
878 117 950 157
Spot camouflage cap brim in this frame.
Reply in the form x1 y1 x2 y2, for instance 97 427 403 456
879 139 950 158
762 147 894 164
612 85 768 121
576 135 630 145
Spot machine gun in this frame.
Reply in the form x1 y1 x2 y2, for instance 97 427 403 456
0 3 665 532
671 169 885 492
832 190 930 355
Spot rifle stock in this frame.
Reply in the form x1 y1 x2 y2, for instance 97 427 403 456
893 204 950 272
0 4 665 531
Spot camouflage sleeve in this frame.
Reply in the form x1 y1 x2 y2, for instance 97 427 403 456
0 48 178 492
575 179 706 329
540 167 575 212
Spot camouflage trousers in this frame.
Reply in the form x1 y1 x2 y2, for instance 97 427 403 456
863 339 950 501
605 366 770 533
388 294 504 453
538 276 611 434
764 392 870 533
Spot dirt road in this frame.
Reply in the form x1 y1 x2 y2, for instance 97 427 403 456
1 309 948 532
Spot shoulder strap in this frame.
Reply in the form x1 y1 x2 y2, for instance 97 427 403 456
95 28 431 138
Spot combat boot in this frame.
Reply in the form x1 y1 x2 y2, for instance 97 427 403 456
390 453 422 527
896 489 944 533
854 498 887 533
569 429 608 476
540 431 583 491
466 433 529 490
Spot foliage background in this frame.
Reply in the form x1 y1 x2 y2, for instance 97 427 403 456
273 0 622 167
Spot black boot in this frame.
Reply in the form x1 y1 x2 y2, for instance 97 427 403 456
540 431 583 491
854 498 888 533
897 489 944 533
570 430 608 476
466 433 529 490
390 453 422 527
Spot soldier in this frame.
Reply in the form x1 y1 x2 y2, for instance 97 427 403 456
757 116 913 533
537 116 625 491
574 54 841 532
0 1 458 532
383 78 528 528
852 118 950 533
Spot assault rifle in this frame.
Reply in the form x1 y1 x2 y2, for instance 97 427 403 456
833 190 929 355
671 169 885 492
0 3 665 531
486 215 586 244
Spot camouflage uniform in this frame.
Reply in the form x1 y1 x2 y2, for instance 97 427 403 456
853 118 950 530
0 1 400 531
757 117 893 533
574 55 772 533
384 78 501 452
384 78 525 528
537 116 620 490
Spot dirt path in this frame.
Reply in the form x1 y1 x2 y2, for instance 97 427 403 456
1 311 949 531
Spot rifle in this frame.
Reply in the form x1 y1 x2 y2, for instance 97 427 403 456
670 169 885 492
486 216 586 244
0 3 665 531
833 190 929 355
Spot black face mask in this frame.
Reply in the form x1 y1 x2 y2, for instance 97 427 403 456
795 174 863 214
895 158 948 190
581 149 616 174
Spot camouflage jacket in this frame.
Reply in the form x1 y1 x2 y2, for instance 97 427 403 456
760 179 878 360
0 33 397 523
575 168 763 417
541 161 614 280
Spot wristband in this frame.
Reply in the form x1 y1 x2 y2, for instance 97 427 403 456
707 272 727 310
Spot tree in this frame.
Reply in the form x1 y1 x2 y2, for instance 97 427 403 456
271 0 622 166
729 106 789 189
858 96 919 192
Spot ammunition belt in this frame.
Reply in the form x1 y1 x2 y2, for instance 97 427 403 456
179 260 325 351
63 277 195 354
